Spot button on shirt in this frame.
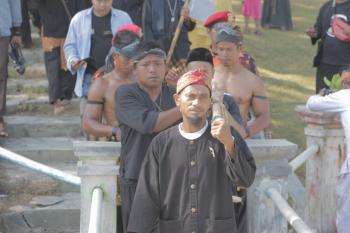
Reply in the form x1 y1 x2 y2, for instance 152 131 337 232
307 89 350 175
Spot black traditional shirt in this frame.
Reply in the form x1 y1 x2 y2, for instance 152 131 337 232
127 122 256 233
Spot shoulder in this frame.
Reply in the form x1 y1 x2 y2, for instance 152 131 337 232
243 69 266 94
111 8 131 20
163 84 176 96
88 76 109 100
71 8 90 22
116 83 140 98
150 125 179 146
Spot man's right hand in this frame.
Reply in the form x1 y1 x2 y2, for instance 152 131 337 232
71 58 86 71
305 27 318 38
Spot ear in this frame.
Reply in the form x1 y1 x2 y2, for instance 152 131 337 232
173 93 180 107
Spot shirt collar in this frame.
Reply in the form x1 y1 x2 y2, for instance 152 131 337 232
178 120 208 140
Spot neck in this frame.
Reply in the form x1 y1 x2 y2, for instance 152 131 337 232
182 118 206 133
138 82 162 100
223 61 243 74
113 69 130 81
93 9 110 17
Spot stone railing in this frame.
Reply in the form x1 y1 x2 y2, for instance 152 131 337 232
296 105 345 233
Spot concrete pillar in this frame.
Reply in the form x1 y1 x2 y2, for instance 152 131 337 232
247 160 292 233
74 141 121 233
296 105 345 233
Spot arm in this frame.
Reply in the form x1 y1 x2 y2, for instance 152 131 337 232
81 79 120 140
211 119 256 187
127 139 160 233
9 0 22 45
306 92 348 113
115 86 181 134
247 78 270 137
64 15 81 74
224 94 247 138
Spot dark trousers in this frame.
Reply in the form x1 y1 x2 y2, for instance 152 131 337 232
44 47 76 104
120 177 138 233
234 189 247 233
315 63 347 94
0 37 10 122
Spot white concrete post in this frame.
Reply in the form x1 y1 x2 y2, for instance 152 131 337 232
296 105 345 233
74 141 121 233
247 160 292 233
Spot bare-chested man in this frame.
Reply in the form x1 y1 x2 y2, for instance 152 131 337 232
82 29 140 141
212 25 270 138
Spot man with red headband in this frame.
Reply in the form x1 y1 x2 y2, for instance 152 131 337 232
306 67 350 233
82 27 140 141
127 69 256 233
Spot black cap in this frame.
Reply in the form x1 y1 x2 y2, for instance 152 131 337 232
186 48 213 66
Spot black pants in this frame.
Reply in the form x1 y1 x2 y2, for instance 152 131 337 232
44 47 76 104
120 177 138 233
315 63 347 94
0 37 10 122
234 189 247 233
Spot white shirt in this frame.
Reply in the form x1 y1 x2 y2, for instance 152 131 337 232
306 89 350 175
179 120 208 140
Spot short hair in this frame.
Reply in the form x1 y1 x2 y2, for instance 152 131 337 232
186 48 213 66
113 30 140 49
132 40 166 62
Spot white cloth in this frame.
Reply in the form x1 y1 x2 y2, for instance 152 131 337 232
179 120 208 140
306 90 350 175
336 173 350 233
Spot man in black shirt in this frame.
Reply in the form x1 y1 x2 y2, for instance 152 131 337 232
115 41 182 233
36 0 82 114
127 69 256 233
306 0 350 93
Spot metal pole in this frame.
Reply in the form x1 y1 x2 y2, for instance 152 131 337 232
289 144 319 172
88 187 103 233
266 187 315 233
0 147 81 186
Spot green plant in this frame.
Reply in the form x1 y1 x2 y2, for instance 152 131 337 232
323 74 342 90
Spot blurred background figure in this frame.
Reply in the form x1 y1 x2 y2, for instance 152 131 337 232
261 0 293 30
241 0 262 35
21 0 41 48
0 0 22 137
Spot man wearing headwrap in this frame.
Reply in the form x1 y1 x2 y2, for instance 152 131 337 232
213 24 271 139
306 66 350 233
115 41 182 232
127 69 256 233
82 27 140 141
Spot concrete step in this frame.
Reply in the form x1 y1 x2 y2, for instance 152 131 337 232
0 137 79 163
7 78 48 95
0 193 80 233
6 95 80 116
4 116 81 138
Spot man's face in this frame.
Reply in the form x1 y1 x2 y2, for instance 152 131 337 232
216 41 240 67
91 0 113 16
175 84 211 126
186 61 214 80
135 54 166 89
113 53 133 75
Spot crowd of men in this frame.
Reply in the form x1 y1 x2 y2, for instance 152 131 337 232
1 0 349 233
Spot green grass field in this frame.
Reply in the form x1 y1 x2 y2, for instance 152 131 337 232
233 0 326 150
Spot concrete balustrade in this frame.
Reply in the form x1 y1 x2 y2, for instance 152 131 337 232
296 105 346 233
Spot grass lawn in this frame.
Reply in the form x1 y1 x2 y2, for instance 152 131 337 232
232 0 326 151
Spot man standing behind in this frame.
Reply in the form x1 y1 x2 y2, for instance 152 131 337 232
115 41 182 232
306 0 350 93
36 0 82 115
127 69 256 233
0 0 22 137
82 29 140 141
213 25 270 138
64 0 132 114
306 68 350 233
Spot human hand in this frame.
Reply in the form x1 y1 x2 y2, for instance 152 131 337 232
211 118 234 148
71 58 86 71
305 27 318 38
165 67 181 88
11 36 22 47
181 4 190 20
